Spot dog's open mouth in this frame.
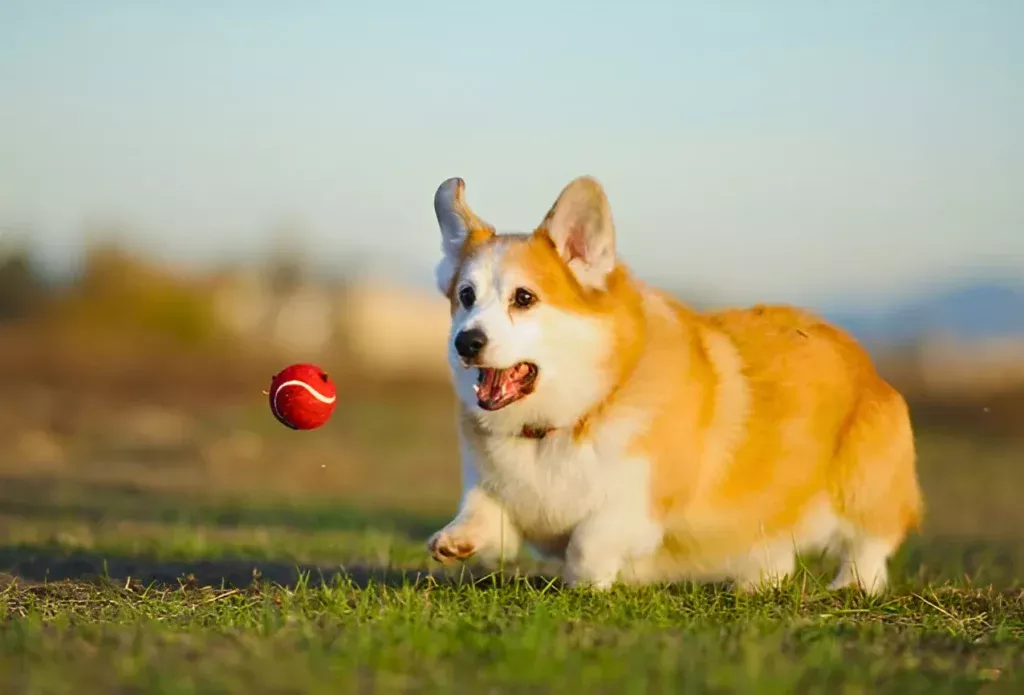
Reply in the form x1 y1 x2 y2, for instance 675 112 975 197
474 362 539 411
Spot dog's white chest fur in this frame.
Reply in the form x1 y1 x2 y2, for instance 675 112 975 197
481 435 603 541
473 425 655 559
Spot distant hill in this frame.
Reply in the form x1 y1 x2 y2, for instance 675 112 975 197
825 280 1024 345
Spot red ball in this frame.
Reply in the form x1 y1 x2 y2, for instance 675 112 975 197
268 363 337 430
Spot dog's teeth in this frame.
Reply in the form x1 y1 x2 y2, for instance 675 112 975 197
472 384 480 394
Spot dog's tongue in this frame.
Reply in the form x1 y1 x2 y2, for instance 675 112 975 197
476 364 531 410
477 367 514 406
478 368 504 401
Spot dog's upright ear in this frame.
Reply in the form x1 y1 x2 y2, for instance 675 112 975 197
433 177 495 294
536 176 617 290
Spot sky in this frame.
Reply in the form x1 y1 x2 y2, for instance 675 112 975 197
1 0 1022 307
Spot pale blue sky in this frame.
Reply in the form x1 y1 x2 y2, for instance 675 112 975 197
1 1 1022 306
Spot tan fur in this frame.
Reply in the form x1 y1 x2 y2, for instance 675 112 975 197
629 300 921 575
429 175 923 592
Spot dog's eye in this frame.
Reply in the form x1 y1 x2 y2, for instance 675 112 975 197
458 285 476 309
512 288 536 309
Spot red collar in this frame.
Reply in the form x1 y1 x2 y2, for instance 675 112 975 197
520 424 555 439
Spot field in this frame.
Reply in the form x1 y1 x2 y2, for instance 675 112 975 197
1 359 1023 692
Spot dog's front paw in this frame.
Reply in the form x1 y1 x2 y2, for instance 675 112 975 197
562 560 617 591
564 574 615 591
427 527 479 563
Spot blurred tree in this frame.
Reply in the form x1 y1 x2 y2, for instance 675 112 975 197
0 242 44 321
54 241 226 348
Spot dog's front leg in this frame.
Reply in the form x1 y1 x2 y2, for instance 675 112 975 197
427 436 521 566
563 505 662 590
427 485 521 565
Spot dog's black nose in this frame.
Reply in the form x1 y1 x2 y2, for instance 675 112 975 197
455 328 487 360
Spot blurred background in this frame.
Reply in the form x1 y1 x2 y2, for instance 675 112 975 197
0 1 1021 587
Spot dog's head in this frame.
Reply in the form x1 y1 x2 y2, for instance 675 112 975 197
432 176 642 435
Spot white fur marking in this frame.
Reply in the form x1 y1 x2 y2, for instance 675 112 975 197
830 535 895 594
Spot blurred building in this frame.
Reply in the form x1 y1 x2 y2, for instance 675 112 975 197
210 269 450 382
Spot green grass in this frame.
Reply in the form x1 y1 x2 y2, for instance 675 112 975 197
1 493 1023 694
2 571 1022 693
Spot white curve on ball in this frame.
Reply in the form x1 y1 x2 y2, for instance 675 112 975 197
272 379 337 423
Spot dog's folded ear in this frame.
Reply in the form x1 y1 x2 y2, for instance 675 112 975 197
536 176 617 291
433 177 495 294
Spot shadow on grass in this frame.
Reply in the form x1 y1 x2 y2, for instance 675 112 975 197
0 543 556 592
0 475 446 541
0 536 1021 593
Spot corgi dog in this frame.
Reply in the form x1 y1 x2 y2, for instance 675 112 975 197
426 175 923 593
